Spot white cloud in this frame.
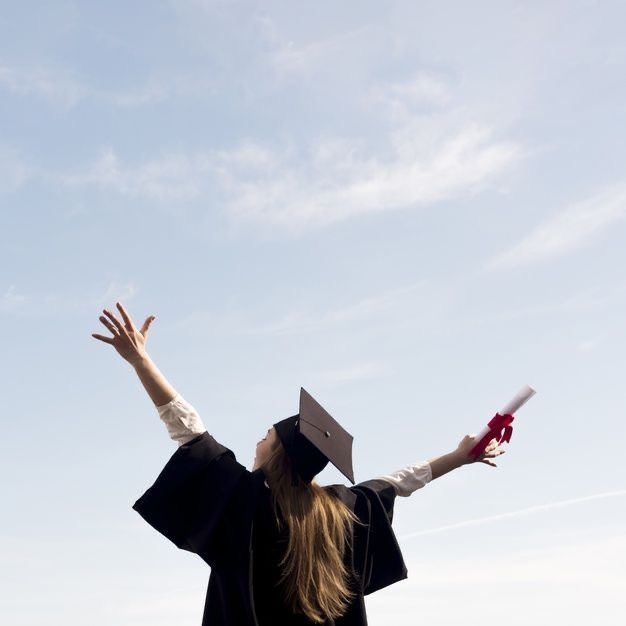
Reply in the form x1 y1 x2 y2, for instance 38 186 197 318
488 183 626 269
448 281 626 335
399 488 626 540
2 35 523 231
0 63 169 110
219 123 521 233
389 74 451 105
368 73 453 122
369 489 626 625
96 281 137 307
268 23 375 77
404 534 626 588
0 146 32 192
177 279 434 337
58 147 214 202
0 63 87 108
0 281 135 317
0 285 30 313
57 121 520 232
367 533 626 626
242 288 414 336
576 338 600 352
211 140 282 171
103 82 169 108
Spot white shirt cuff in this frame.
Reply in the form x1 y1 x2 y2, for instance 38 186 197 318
378 461 433 497
156 394 207 446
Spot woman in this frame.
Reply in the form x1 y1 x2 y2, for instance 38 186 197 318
92 302 505 626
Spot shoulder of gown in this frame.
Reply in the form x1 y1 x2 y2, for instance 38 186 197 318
132 431 256 566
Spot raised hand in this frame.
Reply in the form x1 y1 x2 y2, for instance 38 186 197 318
91 302 155 366
455 434 506 468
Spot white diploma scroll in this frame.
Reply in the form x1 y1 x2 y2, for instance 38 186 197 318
499 384 536 417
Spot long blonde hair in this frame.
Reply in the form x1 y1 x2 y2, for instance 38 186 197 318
259 432 364 623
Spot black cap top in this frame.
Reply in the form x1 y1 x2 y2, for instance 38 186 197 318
273 387 355 486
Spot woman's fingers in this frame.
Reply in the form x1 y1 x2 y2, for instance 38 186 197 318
139 315 155 337
116 302 137 332
99 315 119 335
92 305 152 365
102 308 127 335
92 333 114 344
486 448 505 458
484 439 506 455
481 449 506 466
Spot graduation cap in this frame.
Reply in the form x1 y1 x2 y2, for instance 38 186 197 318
273 387 355 486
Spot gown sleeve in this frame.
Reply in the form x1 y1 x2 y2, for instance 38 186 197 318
349 478 409 595
346 461 432 592
132 397 250 564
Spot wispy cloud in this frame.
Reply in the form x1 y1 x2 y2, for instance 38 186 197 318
95 281 137 307
403 533 626 588
488 183 626 269
177 279 435 337
216 124 521 234
103 83 169 108
0 63 169 110
4 46 523 235
57 147 214 202
0 281 135 317
243 282 429 336
450 281 626 333
266 22 376 78
372 490 626 623
367 533 626 625
368 72 453 120
0 146 32 192
576 337 601 352
53 120 521 233
400 488 626 540
0 63 87 108
0 285 30 313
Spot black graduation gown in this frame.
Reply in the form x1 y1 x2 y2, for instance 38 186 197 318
132 431 408 625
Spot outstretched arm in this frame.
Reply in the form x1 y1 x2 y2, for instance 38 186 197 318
378 436 506 497
427 450 463 481
132 355 178 408
92 302 208 445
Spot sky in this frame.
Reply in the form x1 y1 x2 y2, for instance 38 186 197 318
1 1 625 624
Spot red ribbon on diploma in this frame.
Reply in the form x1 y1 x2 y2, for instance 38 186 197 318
469 412 515 458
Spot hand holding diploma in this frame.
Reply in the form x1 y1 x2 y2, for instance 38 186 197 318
454 385 536 467
454 434 505 467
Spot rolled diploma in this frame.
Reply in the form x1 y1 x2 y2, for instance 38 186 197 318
470 384 536 456
499 384 536 416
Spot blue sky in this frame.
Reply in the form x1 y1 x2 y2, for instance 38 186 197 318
2 1 625 624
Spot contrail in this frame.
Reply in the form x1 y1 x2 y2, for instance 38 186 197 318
399 488 626 541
